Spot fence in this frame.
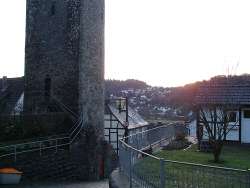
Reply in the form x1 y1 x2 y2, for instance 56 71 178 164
119 124 250 188
0 117 83 161
126 123 188 151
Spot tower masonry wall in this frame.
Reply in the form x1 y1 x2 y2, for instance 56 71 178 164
79 0 105 144
25 0 105 142
25 0 105 136
25 0 81 113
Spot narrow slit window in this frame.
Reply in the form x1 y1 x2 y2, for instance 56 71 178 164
52 2 55 15
45 78 51 97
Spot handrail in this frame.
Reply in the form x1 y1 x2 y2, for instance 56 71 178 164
0 116 84 161
69 117 82 133
70 118 83 143
50 95 79 118
163 158 247 172
0 134 69 147
30 91 79 118
0 91 86 161
0 135 70 161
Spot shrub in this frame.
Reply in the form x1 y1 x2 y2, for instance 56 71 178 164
163 140 192 151
175 132 186 141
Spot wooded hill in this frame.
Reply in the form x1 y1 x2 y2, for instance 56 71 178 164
105 74 250 121
105 79 148 96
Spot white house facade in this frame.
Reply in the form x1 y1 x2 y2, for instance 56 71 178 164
195 85 250 143
187 119 196 137
240 107 250 143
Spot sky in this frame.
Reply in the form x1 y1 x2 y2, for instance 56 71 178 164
1 0 250 87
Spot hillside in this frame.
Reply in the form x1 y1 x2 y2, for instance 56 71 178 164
105 74 250 121
105 79 149 97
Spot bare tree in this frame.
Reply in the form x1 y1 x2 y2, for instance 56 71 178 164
195 85 242 163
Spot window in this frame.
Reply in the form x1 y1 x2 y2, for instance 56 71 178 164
45 78 51 97
229 112 237 122
244 110 250 118
52 2 55 15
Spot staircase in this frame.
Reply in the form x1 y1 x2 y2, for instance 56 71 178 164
28 91 78 118
0 92 85 162
0 93 104 181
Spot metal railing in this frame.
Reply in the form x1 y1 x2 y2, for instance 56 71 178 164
0 90 84 161
69 117 84 147
0 117 83 161
127 124 176 151
29 91 79 117
119 124 250 188
0 134 69 161
163 159 248 188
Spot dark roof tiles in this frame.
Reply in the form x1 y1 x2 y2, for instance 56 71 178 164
195 85 250 106
106 102 148 129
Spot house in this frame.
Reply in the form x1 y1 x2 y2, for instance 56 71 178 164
0 76 24 115
195 85 250 143
186 119 196 137
105 100 148 153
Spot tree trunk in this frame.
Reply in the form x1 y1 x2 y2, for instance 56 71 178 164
213 150 220 163
211 141 223 163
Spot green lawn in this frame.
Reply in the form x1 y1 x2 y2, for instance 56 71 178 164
132 144 250 187
155 144 250 170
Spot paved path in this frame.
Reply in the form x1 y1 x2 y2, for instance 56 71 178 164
1 179 109 188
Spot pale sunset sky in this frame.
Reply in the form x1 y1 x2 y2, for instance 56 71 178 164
1 0 250 87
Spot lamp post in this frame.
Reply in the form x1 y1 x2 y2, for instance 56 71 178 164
114 97 129 137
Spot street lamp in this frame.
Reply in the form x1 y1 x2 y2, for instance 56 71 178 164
114 97 126 112
114 97 129 137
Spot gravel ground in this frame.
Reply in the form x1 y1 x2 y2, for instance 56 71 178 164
0 179 109 188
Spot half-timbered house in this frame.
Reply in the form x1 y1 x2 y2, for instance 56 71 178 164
195 85 250 143
105 100 148 153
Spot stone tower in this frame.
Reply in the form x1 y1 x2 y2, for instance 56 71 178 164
24 0 104 143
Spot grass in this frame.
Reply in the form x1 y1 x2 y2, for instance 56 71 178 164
132 144 250 187
155 144 250 170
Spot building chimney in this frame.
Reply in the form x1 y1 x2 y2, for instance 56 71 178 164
2 76 7 91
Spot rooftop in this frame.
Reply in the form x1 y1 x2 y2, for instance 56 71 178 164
106 101 148 129
0 76 24 114
195 85 250 106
